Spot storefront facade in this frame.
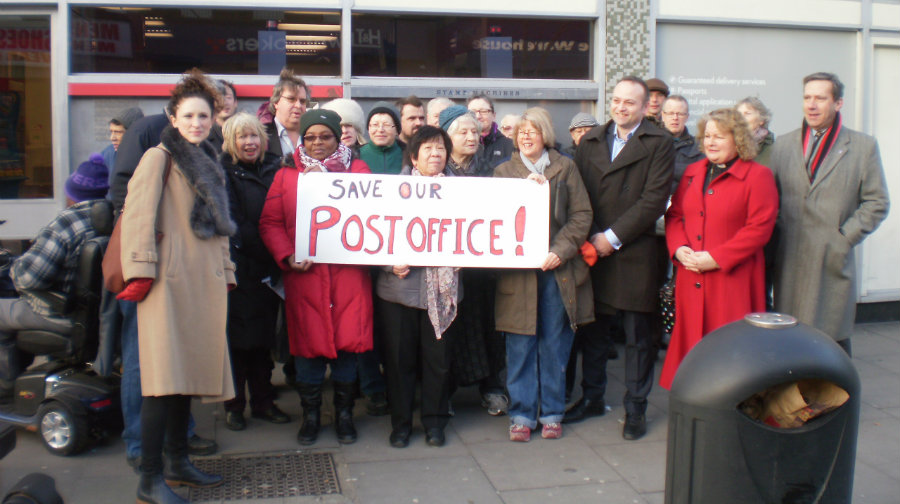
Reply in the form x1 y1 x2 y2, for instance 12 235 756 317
1 0 897 303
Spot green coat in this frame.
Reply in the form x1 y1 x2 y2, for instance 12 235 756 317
359 142 403 174
493 150 595 335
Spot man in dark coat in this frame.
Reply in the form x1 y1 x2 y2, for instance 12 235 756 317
567 76 674 440
263 68 310 166
770 72 889 355
467 94 513 167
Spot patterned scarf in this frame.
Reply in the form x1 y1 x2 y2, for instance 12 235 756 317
293 143 353 173
519 149 550 175
801 112 842 181
411 169 459 339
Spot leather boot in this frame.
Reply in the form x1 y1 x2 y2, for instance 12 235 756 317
297 383 322 445
137 473 188 504
164 454 223 488
333 381 358 444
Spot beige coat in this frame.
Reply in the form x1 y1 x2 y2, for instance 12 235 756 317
494 150 595 335
121 146 236 400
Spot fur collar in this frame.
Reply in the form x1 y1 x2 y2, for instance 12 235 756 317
160 125 236 239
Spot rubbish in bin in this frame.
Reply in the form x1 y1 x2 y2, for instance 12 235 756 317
739 378 849 428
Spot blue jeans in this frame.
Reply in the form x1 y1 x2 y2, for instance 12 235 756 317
121 300 196 459
295 351 358 385
506 271 574 429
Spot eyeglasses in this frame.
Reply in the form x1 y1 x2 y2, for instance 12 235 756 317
280 94 310 107
518 129 541 138
662 112 688 118
369 123 395 131
469 108 493 116
303 134 335 143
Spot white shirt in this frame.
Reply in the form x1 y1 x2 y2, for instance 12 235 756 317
274 118 302 156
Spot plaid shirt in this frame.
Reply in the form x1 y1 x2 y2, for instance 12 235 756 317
10 200 99 317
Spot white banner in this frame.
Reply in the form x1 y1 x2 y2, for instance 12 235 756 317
294 172 550 268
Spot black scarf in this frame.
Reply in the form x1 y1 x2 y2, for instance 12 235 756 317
160 125 236 239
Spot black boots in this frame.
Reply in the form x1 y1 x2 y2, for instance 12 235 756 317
333 381 357 444
164 454 224 488
297 383 322 445
296 382 357 444
136 473 188 504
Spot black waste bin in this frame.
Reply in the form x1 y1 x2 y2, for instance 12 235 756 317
664 313 859 504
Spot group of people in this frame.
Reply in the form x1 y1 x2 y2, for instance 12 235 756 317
0 67 888 504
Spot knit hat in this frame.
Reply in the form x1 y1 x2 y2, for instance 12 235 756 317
321 99 366 135
366 101 400 132
568 112 600 131
112 107 144 130
646 78 670 96
438 105 468 132
66 153 109 202
299 109 342 139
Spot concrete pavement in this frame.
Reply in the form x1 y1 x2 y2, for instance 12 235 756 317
0 321 897 503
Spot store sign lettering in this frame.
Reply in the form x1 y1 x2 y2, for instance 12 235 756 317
472 37 588 53
354 28 381 48
71 20 131 57
0 29 50 52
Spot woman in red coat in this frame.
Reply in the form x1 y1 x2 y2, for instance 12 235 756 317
259 110 374 445
659 108 778 390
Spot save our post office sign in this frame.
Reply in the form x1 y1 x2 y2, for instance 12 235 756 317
294 172 550 268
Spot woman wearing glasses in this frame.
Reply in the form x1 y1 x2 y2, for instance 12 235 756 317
494 108 594 442
259 110 374 446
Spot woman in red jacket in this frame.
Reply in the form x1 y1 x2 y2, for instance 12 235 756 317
659 108 778 390
259 110 374 445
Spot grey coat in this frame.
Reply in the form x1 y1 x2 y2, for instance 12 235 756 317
770 126 889 340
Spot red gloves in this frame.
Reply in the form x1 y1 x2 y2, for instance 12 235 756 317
117 278 153 302
579 241 598 266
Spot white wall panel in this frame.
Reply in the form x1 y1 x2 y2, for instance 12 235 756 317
658 0 861 26
872 3 900 30
352 0 599 17
860 45 900 301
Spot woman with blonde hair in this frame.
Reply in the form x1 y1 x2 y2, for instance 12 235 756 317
220 112 289 431
659 108 778 389
494 107 594 442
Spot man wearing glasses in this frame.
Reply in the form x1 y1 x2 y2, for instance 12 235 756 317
467 94 513 168
265 67 313 165
360 102 403 174
661 95 704 192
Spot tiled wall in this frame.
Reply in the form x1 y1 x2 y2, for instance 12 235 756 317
604 0 651 115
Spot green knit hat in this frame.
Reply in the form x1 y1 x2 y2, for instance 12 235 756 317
299 109 342 139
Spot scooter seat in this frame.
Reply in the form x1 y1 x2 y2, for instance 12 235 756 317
15 330 73 359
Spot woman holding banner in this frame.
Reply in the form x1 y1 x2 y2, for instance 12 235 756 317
494 107 594 442
259 109 374 446
376 125 462 449
438 106 508 417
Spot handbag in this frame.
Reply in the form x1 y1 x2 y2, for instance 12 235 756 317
659 275 675 334
102 152 172 293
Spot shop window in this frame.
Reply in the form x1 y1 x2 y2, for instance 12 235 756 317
352 15 591 80
70 7 341 76
0 15 52 199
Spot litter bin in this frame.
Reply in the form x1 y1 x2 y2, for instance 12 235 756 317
664 313 859 504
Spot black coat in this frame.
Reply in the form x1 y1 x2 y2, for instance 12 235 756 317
109 113 169 211
575 120 674 313
221 152 282 349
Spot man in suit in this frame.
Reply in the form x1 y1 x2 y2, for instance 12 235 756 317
264 68 311 165
567 76 674 440
770 72 889 355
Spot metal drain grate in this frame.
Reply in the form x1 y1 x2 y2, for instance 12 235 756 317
188 451 341 502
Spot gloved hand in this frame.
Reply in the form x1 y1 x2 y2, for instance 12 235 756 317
117 278 153 302
579 241 598 266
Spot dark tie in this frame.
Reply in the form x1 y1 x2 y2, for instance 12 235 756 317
806 130 824 175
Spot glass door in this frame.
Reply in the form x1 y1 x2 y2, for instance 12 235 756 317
0 11 62 240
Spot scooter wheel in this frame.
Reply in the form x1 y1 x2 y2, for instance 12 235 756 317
38 401 89 456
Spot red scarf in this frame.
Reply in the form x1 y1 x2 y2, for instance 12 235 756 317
801 112 841 181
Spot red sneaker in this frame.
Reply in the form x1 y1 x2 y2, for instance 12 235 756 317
541 422 562 439
509 424 531 442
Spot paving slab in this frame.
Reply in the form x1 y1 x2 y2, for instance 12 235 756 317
597 440 668 494
348 455 502 504
501 480 650 503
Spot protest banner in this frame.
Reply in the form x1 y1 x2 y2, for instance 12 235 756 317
294 172 549 268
